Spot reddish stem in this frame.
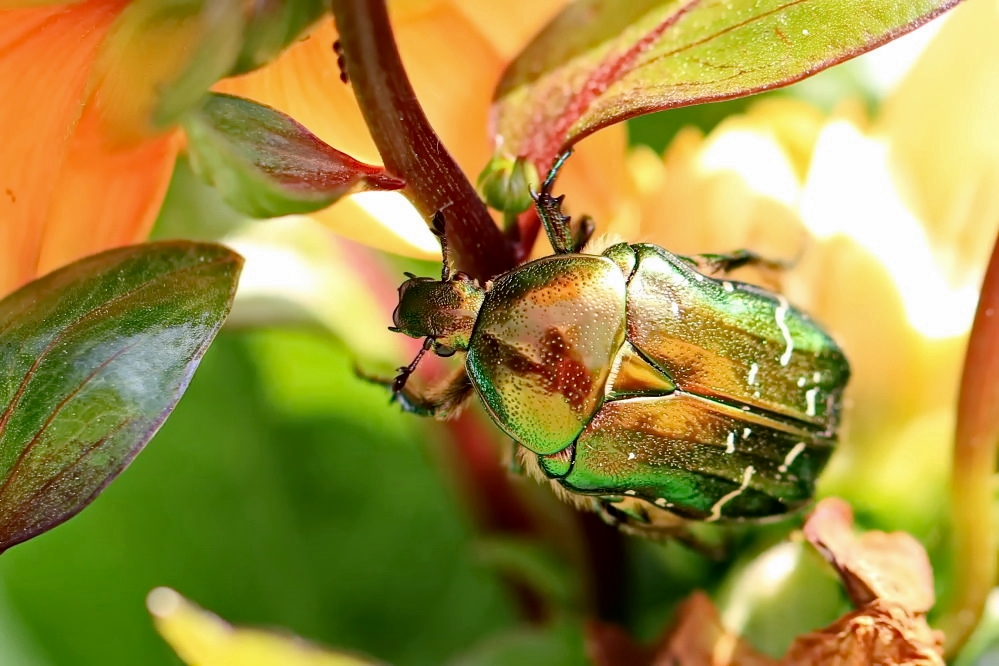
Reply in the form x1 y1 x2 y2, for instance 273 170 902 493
330 0 627 623
329 0 514 281
941 231 999 655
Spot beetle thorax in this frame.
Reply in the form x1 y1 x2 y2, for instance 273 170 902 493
392 276 485 353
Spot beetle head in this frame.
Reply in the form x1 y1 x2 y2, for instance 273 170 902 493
391 274 485 354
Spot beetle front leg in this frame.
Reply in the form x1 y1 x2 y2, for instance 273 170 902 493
392 365 475 419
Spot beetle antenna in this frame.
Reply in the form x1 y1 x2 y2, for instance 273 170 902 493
392 337 435 394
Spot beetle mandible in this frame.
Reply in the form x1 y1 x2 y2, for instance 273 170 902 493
387 152 850 533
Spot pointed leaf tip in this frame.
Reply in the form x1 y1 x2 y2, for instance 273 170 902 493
183 93 404 219
492 0 962 170
0 242 242 553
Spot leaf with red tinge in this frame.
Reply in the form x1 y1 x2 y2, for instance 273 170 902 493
492 0 961 171
0 242 242 554
183 93 404 219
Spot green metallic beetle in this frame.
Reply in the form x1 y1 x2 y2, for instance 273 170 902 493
388 154 850 533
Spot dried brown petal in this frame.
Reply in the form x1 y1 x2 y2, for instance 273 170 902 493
585 620 653 666
781 599 944 666
653 592 777 666
803 498 935 613
586 593 777 666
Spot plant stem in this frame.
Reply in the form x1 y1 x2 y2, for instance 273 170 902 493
329 0 514 281
330 0 627 624
941 232 999 656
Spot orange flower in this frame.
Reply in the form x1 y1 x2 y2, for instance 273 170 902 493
0 0 179 296
215 0 631 259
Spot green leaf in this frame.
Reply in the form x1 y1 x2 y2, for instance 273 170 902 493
492 0 960 169
232 0 327 75
183 93 405 219
0 242 242 554
99 0 245 133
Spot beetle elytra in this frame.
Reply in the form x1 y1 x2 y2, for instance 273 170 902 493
387 153 850 534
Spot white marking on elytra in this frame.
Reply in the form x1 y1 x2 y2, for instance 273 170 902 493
625 490 637 496
805 387 819 417
655 498 669 508
753 390 761 398
747 362 759 386
723 281 734 293
778 442 807 473
813 371 822 383
670 301 680 317
742 427 751 440
797 376 807 388
627 452 636 460
725 431 736 454
775 296 794 366
693 272 705 282
708 465 755 522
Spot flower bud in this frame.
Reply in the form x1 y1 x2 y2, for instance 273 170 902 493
477 155 539 215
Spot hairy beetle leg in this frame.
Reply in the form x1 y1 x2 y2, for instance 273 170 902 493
677 249 790 292
392 366 475 419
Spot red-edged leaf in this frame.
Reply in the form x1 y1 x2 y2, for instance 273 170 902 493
492 0 961 170
183 93 404 219
0 242 242 553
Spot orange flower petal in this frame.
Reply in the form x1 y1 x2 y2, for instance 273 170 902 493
36 103 177 279
0 0 176 296
452 0 567 61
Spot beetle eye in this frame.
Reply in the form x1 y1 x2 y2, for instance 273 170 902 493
435 344 456 357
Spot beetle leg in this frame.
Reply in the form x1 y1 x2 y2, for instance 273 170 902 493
693 249 789 276
533 150 580 254
392 365 476 419
596 500 732 558
429 211 458 280
677 249 790 292
570 215 595 253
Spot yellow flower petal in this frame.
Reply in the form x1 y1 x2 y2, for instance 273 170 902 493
452 0 566 60
878 0 999 277
149 588 378 666
623 109 809 262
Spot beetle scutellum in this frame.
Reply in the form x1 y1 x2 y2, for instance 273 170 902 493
387 152 850 534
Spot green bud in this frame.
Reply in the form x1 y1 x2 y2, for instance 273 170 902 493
477 156 539 215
